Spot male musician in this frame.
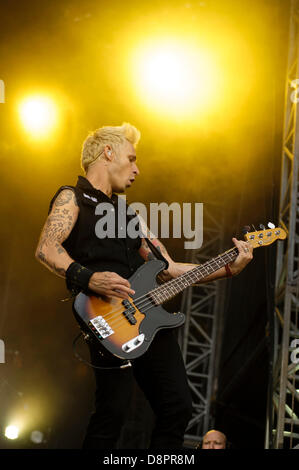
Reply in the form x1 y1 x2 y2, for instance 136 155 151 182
35 123 253 449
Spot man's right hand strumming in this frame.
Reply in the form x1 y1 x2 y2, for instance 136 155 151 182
88 272 135 300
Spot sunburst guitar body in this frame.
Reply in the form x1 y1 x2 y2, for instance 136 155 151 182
73 225 286 360
73 260 185 360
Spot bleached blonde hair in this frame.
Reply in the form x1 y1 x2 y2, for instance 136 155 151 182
81 122 141 172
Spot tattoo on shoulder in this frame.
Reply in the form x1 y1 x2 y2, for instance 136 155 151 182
39 200 78 251
54 189 78 208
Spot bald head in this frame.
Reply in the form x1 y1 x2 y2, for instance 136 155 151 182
201 430 227 449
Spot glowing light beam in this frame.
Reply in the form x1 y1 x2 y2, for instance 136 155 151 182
130 38 220 119
18 95 59 140
4 425 19 440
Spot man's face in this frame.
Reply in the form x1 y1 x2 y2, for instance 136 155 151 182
201 430 226 449
108 140 140 193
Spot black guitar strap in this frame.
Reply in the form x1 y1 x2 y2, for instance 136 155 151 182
144 237 169 270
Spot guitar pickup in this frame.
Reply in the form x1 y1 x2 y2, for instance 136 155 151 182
122 299 137 325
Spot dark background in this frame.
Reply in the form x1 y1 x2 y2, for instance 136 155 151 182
0 0 290 449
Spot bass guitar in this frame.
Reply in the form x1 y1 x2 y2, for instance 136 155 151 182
73 225 286 360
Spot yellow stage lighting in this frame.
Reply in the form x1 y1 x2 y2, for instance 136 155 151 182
18 95 59 139
130 38 220 119
4 425 19 440
140 45 195 103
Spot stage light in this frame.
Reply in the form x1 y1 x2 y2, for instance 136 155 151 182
130 38 219 119
30 430 44 444
139 45 194 103
18 95 59 139
4 425 19 440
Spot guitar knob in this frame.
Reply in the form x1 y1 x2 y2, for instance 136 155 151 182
259 224 265 230
268 222 275 229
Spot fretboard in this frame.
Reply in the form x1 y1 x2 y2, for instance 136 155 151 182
149 247 238 305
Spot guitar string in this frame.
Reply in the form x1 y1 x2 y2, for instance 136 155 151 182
85 232 280 334
119 229 280 330
96 249 238 330
98 249 238 331
102 251 237 333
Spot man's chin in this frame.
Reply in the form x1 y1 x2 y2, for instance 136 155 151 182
115 187 126 194
115 182 131 193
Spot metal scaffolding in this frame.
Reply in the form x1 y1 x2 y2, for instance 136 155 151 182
179 205 226 446
268 0 299 449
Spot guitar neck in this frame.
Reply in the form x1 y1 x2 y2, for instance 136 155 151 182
150 246 239 305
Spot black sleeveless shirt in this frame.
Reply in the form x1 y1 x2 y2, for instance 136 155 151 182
49 176 145 279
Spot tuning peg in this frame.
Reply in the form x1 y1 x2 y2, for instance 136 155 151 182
259 224 265 230
268 222 275 229
242 225 251 234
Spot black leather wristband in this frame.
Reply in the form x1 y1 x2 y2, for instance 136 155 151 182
65 262 94 293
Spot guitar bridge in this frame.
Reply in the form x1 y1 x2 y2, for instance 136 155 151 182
89 315 114 339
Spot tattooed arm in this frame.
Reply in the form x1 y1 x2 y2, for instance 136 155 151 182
35 189 134 299
35 189 79 278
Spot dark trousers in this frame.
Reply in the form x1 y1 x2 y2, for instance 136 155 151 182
82 330 193 449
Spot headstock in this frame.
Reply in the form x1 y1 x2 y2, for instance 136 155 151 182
243 223 287 248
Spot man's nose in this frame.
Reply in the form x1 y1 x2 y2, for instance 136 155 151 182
133 164 140 176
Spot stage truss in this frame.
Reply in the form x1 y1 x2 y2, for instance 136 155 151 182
267 0 299 449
